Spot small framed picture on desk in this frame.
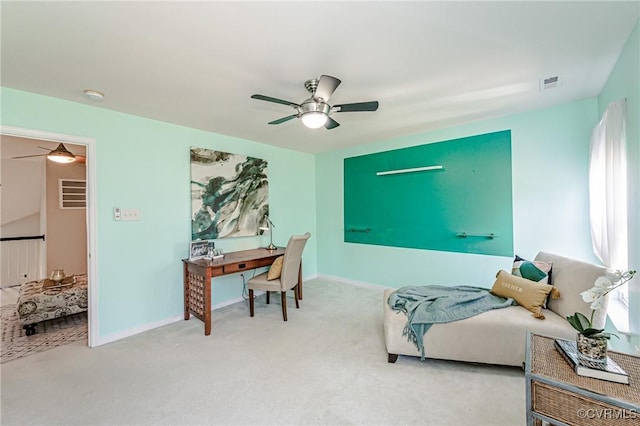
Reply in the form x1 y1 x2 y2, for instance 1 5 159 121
189 240 209 260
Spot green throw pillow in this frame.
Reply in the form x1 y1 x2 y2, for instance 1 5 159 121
519 261 547 282
512 255 552 284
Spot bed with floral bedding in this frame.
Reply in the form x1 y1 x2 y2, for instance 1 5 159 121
17 273 88 335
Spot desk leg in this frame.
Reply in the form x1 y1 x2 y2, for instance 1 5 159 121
185 264 213 336
183 262 190 320
203 267 212 336
297 261 303 300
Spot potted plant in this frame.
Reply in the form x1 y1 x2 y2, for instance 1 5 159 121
567 269 635 362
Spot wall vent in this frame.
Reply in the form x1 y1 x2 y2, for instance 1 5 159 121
540 75 561 91
59 179 86 209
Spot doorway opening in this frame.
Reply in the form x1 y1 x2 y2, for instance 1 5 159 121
0 126 97 348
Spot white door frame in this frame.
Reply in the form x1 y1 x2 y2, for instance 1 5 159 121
1 125 99 347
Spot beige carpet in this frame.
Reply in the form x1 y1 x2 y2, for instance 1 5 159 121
0 304 87 364
1 278 525 425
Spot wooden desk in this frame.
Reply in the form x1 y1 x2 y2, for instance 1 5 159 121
525 333 640 426
182 247 303 335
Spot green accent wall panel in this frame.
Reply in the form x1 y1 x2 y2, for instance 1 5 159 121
344 130 513 256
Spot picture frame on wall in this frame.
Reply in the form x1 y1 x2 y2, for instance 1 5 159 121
190 147 269 240
189 240 210 261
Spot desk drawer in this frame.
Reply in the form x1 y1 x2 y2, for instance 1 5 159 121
224 258 274 274
186 262 223 276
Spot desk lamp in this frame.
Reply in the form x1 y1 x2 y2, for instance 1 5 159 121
260 215 277 250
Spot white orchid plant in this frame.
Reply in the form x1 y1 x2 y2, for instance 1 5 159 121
566 269 636 340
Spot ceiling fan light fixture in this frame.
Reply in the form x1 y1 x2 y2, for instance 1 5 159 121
301 111 328 129
47 143 77 163
300 99 330 129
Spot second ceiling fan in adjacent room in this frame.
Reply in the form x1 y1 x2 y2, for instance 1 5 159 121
11 143 86 164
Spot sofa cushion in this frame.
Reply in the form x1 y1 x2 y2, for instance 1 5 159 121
383 288 576 366
534 252 608 329
491 270 554 319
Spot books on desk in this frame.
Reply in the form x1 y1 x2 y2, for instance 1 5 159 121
554 339 629 384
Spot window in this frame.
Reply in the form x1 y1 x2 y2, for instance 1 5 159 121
608 286 630 334
619 285 629 307
59 179 86 209
588 99 628 333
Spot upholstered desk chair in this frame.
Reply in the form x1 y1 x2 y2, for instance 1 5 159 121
248 232 311 321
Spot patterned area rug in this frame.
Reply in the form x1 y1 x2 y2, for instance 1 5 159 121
0 304 87 364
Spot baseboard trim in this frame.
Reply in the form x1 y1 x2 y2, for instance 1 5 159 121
316 274 391 290
92 274 358 346
94 314 184 346
93 294 258 346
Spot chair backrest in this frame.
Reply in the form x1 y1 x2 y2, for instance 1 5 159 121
279 232 311 291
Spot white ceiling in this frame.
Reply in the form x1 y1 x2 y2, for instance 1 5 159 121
2 1 638 154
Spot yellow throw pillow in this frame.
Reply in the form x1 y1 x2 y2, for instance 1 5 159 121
490 270 557 319
266 256 284 280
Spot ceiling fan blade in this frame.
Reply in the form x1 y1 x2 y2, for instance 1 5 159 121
75 155 87 164
314 75 341 102
251 94 300 108
268 115 298 125
334 101 379 112
11 154 46 159
324 117 340 130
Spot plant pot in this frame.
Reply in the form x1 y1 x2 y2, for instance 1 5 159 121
576 333 608 363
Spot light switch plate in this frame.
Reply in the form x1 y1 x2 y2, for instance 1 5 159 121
121 208 141 221
115 207 140 221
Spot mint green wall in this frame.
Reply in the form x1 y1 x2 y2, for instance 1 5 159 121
1 87 317 339
598 19 639 349
316 99 599 288
4 19 637 347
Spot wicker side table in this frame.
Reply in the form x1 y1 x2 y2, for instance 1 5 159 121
525 333 640 426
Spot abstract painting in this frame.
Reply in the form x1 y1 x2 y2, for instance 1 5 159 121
190 147 269 240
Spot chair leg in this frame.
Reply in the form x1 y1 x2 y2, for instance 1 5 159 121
294 285 299 309
249 289 255 317
281 291 288 321
266 291 270 304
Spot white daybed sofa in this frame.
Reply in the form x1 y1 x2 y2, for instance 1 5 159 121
383 252 607 366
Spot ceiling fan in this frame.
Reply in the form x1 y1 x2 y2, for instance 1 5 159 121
11 143 86 164
251 75 379 130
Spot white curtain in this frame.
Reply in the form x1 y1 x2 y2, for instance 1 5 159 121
589 99 628 270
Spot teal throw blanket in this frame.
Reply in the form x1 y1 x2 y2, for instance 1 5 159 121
388 285 515 360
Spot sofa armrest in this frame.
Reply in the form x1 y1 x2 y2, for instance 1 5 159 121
534 252 607 329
